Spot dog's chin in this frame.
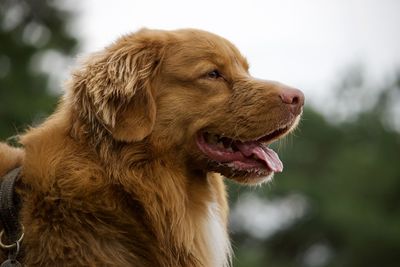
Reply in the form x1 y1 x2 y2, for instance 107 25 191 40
207 161 274 185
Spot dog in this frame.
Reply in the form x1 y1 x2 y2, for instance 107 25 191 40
0 28 304 266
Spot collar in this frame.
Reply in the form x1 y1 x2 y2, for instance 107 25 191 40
0 167 24 265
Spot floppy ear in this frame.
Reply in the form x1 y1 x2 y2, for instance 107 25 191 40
70 30 163 142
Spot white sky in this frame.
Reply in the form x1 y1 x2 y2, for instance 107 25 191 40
70 0 400 108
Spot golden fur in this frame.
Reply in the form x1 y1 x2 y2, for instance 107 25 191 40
0 28 303 266
0 143 24 177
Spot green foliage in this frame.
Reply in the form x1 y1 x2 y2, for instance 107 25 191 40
0 0 78 140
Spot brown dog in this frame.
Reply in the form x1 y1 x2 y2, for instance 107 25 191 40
0 29 304 266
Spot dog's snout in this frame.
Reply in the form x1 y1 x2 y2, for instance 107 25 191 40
279 87 305 115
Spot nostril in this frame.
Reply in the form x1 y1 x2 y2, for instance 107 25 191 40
279 87 305 115
280 91 301 105
291 96 299 105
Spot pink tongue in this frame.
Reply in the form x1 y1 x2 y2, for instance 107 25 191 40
236 142 283 172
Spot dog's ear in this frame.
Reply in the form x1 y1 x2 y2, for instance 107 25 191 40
70 29 164 142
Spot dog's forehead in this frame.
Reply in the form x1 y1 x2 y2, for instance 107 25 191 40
167 29 249 69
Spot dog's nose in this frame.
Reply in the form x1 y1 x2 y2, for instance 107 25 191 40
279 87 305 115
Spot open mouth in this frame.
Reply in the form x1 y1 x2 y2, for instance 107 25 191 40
196 124 292 176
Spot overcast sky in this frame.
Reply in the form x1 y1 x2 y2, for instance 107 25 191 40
71 0 400 108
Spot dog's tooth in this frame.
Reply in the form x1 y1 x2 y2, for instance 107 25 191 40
226 146 234 152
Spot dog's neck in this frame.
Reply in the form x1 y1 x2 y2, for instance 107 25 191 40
99 142 232 267
19 107 231 266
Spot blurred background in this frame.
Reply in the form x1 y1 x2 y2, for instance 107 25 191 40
0 0 399 266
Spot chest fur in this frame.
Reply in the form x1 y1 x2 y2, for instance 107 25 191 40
201 202 231 267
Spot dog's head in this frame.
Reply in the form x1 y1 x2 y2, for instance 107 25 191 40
69 28 304 185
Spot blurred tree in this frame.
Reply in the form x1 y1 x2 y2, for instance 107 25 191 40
230 72 400 267
0 0 78 140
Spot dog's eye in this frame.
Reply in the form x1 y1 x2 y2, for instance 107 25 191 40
207 70 222 79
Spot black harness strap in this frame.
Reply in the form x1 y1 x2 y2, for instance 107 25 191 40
0 167 23 267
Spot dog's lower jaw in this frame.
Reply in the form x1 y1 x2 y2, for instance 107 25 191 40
228 172 275 186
